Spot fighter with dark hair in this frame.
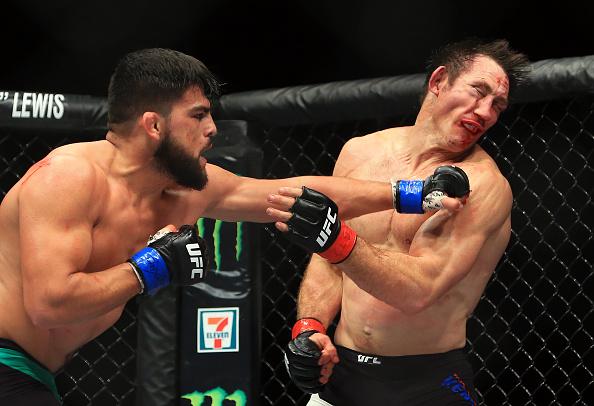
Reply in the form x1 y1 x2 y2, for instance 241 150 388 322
273 39 530 405
0 48 457 404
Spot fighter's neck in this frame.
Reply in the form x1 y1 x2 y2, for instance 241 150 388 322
103 133 177 199
397 126 474 171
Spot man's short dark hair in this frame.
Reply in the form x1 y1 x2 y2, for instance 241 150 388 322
421 39 530 102
107 48 221 127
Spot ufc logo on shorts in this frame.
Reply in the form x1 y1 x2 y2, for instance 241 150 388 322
186 243 204 279
316 208 337 247
357 354 381 365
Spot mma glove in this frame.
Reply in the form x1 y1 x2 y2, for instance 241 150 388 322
392 165 470 213
282 187 357 264
128 224 211 295
284 318 327 394
283 167 469 262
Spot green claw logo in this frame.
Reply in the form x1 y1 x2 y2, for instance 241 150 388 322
197 219 243 271
182 387 247 406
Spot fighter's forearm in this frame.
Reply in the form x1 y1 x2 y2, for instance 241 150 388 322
295 176 393 220
25 264 140 328
221 176 393 223
202 167 394 223
297 255 342 327
336 239 434 315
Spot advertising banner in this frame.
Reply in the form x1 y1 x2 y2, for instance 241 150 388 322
179 121 262 406
0 90 107 132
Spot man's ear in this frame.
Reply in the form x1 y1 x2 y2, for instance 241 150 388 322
428 66 448 96
140 112 163 141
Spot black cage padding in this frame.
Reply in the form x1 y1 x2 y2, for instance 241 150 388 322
1 55 592 406
1 56 592 133
135 288 178 406
216 55 594 126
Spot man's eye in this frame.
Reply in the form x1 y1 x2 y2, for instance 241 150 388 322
494 104 505 114
472 86 484 96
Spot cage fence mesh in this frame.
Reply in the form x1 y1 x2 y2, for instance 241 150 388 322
0 94 592 405
252 96 593 406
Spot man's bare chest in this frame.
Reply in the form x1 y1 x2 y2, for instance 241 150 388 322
85 194 189 272
344 155 433 249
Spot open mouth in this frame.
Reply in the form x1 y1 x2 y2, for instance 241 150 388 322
197 142 212 157
460 119 484 135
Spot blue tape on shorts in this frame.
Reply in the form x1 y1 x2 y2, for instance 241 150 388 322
130 247 170 295
398 180 424 214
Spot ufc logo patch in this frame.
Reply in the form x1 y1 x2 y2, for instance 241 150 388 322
186 243 204 279
357 355 381 365
316 208 337 247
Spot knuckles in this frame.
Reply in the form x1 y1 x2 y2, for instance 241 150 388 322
425 165 470 197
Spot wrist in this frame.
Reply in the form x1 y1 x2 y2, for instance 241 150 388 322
391 179 425 214
318 221 357 264
292 318 326 339
126 262 145 295
128 247 170 295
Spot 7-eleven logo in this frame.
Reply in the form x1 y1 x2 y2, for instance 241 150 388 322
208 317 229 349
197 308 239 353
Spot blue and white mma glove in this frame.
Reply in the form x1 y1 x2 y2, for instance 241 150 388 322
128 224 211 295
392 165 470 214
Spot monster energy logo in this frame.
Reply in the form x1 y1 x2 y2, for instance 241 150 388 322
182 387 247 406
197 219 244 270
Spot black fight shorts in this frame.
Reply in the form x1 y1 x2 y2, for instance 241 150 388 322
313 345 478 406
0 338 61 405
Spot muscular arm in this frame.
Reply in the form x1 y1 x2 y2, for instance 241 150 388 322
19 156 140 328
297 254 342 327
194 164 393 222
295 139 359 326
337 170 512 314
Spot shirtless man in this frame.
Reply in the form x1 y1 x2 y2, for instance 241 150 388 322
0 48 413 404
273 39 530 405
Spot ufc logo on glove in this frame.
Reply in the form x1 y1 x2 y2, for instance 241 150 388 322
316 208 337 247
283 187 357 264
186 243 204 279
128 224 211 295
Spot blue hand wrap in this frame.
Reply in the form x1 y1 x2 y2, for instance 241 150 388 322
398 180 424 214
130 247 170 295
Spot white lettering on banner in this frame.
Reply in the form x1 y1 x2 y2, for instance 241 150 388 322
11 93 20 117
0 92 9 101
53 94 64 118
21 93 31 117
316 208 337 247
11 92 65 119
31 93 49 118
187 243 204 279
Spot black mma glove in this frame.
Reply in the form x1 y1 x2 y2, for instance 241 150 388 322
283 187 357 264
284 318 326 393
392 165 470 213
128 224 211 295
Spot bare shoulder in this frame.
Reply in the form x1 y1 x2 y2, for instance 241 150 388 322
340 128 402 154
457 149 512 228
23 151 98 186
19 151 105 221
464 149 511 198
334 127 404 176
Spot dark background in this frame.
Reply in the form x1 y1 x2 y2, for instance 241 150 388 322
3 1 594 96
